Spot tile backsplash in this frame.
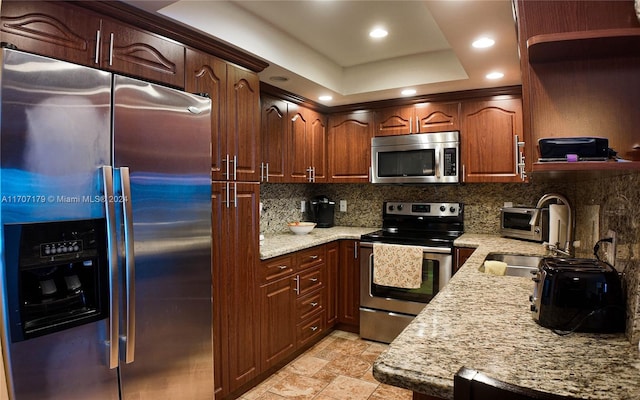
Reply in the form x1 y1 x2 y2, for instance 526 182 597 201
260 171 640 344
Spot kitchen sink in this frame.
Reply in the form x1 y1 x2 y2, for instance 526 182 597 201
478 253 542 277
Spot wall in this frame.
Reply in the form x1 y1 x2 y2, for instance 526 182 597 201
260 172 640 344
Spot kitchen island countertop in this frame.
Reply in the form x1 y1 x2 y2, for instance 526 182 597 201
259 226 377 260
373 233 640 400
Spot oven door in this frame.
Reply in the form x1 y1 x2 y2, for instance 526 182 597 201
359 242 452 315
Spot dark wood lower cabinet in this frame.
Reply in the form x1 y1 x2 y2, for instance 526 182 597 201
413 392 445 400
337 240 360 332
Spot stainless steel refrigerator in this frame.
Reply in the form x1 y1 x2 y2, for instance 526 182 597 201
0 48 213 399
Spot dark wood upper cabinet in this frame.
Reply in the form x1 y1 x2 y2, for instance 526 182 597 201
328 111 372 183
374 102 460 136
461 97 525 183
1 1 185 88
260 95 288 183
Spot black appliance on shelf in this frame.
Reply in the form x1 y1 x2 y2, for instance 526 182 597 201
308 195 335 228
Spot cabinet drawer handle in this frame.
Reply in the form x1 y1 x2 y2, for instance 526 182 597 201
309 278 318 282
310 326 318 332
278 265 288 270
310 302 318 307
309 255 319 260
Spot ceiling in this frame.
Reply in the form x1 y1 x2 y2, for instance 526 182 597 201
124 0 522 106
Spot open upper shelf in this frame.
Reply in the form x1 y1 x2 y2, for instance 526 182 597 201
531 160 640 181
527 28 640 62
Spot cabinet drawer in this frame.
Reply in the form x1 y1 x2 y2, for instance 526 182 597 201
297 290 324 322
297 265 323 297
260 255 294 284
297 246 324 271
296 312 325 348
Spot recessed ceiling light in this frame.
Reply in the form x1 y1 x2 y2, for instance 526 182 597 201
319 95 332 101
401 89 416 96
369 27 388 39
486 72 504 80
472 37 495 49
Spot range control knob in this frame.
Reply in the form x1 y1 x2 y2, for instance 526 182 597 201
440 205 446 212
530 304 537 312
450 206 457 213
397 204 403 211
388 205 394 211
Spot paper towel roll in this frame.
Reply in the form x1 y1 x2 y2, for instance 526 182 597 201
549 204 569 246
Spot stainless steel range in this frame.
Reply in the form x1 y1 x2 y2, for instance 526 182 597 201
359 202 464 343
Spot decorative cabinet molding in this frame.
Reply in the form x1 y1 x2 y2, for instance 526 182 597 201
374 102 460 136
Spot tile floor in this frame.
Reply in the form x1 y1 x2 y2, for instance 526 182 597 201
239 330 412 400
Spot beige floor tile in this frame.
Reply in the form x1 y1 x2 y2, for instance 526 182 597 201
268 374 327 399
285 355 329 377
323 354 371 378
317 375 378 400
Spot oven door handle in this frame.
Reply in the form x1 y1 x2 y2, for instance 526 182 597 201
359 242 451 255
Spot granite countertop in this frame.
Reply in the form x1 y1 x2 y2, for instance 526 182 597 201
259 226 377 259
373 233 640 400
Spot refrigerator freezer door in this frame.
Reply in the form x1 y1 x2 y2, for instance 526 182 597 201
113 75 213 399
0 50 118 399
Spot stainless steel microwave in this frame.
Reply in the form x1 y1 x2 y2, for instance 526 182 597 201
370 131 459 184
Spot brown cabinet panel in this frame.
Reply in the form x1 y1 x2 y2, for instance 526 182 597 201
297 245 325 271
212 182 260 398
297 265 324 297
260 95 288 182
461 98 524 183
415 102 460 133
454 247 475 274
1 1 101 66
325 241 339 328
260 254 294 284
101 19 185 87
185 49 226 179
338 240 360 330
297 290 324 322
328 111 372 182
227 65 261 182
296 313 326 348
374 106 414 136
288 106 310 182
307 108 328 182
259 276 296 371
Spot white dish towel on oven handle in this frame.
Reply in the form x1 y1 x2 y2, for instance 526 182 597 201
373 243 423 289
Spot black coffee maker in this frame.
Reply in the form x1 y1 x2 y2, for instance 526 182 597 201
308 195 335 228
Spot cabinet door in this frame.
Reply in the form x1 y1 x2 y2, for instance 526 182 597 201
325 242 339 328
338 240 360 331
415 102 460 133
259 276 296 371
454 247 475 274
101 19 185 88
225 182 261 392
374 106 414 136
328 111 373 183
227 65 261 182
186 49 227 179
461 98 524 183
306 108 328 183
0 1 101 66
288 105 310 182
260 95 288 182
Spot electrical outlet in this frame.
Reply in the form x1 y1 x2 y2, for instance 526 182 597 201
300 200 306 212
605 229 617 266
339 200 347 212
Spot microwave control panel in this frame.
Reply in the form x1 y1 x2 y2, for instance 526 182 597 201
443 147 457 176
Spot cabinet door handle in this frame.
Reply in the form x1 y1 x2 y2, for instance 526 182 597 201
416 117 420 133
223 154 230 179
310 302 318 307
265 162 269 182
294 275 300 294
232 155 237 181
109 32 114 66
260 162 264 182
95 30 101 64
306 167 313 182
409 117 412 133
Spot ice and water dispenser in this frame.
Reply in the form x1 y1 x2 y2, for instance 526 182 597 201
4 219 109 342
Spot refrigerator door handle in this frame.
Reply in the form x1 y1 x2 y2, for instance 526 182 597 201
102 166 120 369
119 167 136 364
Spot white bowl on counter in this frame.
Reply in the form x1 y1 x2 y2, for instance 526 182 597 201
288 222 316 235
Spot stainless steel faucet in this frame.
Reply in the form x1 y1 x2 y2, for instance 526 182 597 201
531 193 575 257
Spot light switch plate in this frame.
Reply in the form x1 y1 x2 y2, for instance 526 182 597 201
339 200 347 212
301 200 306 212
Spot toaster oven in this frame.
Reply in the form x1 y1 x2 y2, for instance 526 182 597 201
500 206 548 242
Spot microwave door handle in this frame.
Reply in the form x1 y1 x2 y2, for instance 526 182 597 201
435 149 441 179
